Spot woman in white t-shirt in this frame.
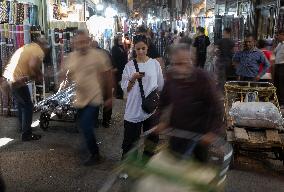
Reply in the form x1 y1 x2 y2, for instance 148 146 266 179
121 35 164 158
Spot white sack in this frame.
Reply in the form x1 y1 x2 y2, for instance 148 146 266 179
229 102 284 130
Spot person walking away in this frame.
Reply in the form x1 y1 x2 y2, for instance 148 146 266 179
274 30 284 106
173 30 181 44
232 34 270 81
156 31 167 57
155 43 223 162
121 34 164 159
257 39 274 82
215 28 235 90
193 26 210 68
90 39 114 128
3 38 49 141
65 30 113 166
111 35 128 100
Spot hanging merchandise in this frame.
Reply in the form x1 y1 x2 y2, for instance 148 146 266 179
0 0 42 116
16 3 25 25
0 0 9 24
277 8 284 31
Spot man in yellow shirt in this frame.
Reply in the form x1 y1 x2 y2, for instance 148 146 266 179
3 38 49 141
65 30 113 166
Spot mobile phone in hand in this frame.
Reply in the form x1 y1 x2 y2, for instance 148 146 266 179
139 72 145 76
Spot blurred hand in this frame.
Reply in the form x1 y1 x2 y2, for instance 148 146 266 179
132 72 144 80
153 122 168 134
254 75 260 81
104 98 112 110
200 132 218 146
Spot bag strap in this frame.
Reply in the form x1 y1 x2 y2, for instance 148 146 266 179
133 59 146 100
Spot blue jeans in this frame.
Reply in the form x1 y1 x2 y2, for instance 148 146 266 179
78 105 100 156
12 85 33 138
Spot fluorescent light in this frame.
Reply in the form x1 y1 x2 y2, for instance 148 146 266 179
96 4 104 11
105 7 117 18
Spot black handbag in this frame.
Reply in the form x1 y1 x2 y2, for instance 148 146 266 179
133 59 159 114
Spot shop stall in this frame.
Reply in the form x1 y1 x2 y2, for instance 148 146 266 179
0 0 42 116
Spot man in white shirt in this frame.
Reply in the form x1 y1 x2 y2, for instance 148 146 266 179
274 30 284 106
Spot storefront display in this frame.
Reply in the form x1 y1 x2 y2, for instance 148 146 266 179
0 0 41 116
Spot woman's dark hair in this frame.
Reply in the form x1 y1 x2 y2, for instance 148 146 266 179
179 36 192 45
133 34 148 45
257 39 267 49
114 35 122 46
224 27 231 34
197 26 205 33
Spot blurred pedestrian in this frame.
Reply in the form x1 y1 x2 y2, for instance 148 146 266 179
111 35 128 100
215 28 235 90
65 30 113 166
274 30 284 106
156 43 223 161
121 34 164 159
257 39 274 82
193 26 210 68
3 37 49 141
90 39 114 128
233 34 270 81
172 29 180 44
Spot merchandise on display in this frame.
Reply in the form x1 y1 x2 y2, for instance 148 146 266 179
48 26 77 89
0 0 40 116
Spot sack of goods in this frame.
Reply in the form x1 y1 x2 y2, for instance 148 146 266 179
229 102 284 130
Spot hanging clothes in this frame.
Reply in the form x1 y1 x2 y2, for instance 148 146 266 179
9 1 15 24
16 3 25 25
24 24 31 44
0 1 8 24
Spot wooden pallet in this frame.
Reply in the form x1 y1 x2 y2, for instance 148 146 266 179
227 127 284 147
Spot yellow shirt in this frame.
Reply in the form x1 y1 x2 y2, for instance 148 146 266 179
65 48 112 108
3 43 44 82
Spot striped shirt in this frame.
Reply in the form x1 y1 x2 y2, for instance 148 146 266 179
233 48 270 78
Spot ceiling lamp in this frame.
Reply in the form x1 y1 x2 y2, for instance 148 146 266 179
105 7 118 18
96 3 104 11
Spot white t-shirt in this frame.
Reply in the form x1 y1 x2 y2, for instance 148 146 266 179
121 58 164 123
275 42 284 64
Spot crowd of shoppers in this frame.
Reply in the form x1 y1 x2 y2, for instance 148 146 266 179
1 24 284 190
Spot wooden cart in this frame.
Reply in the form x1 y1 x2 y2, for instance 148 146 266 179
224 81 284 164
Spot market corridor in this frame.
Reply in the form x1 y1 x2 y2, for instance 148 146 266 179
0 99 284 192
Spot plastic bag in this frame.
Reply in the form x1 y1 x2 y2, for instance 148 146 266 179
229 102 284 130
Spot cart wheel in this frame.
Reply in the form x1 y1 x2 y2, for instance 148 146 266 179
40 113 50 131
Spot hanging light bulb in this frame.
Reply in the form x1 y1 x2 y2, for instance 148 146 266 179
105 7 118 18
96 3 104 11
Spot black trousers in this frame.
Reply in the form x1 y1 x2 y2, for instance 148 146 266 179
274 64 284 105
102 106 112 125
122 114 159 158
12 85 33 138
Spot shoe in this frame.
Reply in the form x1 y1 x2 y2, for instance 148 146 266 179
83 155 104 166
22 134 42 142
118 172 129 180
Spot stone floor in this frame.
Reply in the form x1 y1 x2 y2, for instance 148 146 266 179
0 99 284 192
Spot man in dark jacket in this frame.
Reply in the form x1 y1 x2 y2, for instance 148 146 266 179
193 26 210 68
111 35 128 99
156 43 223 161
215 28 235 90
